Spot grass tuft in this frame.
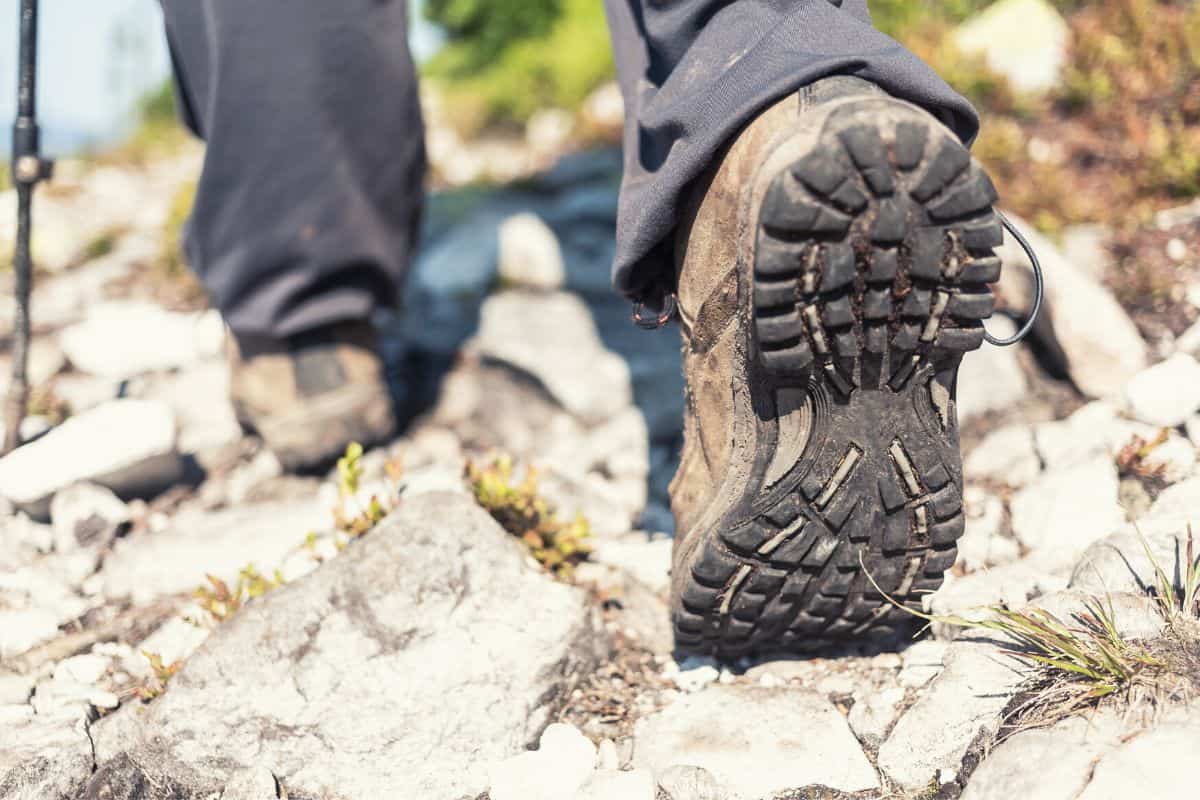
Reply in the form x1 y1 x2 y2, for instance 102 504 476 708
465 454 591 580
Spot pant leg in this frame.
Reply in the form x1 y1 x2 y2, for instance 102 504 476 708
602 0 979 304
160 0 425 342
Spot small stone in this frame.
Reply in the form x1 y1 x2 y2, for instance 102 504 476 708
668 658 721 693
0 400 182 518
964 425 1041 488
633 686 878 796
742 657 816 684
847 687 905 747
31 677 118 715
49 482 130 555
1166 237 1188 263
53 654 110 686
574 768 656 800
0 608 60 659
489 723 597 800
656 765 725 800
1124 353 1200 426
497 212 566 290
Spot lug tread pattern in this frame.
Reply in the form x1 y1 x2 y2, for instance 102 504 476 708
676 100 998 657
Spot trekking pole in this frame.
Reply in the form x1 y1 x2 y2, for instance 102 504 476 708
4 0 53 454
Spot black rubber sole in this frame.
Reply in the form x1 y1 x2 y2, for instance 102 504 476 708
674 100 1001 657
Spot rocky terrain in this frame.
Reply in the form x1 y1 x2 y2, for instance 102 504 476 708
2 2 1200 798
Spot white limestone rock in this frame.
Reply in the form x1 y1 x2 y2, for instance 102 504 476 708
497 212 566 290
994 216 1147 399
632 685 878 797
952 0 1070 94
489 723 597 800
1009 455 1123 571
877 637 1026 790
1124 353 1200 427
964 424 1041 488
0 400 181 517
468 290 633 424
60 301 224 380
87 493 604 800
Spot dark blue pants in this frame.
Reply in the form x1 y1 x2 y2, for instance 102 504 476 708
161 0 976 340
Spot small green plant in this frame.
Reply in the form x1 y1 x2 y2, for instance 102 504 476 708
332 441 403 537
191 565 285 626
465 454 591 579
135 651 182 701
1140 525 1200 624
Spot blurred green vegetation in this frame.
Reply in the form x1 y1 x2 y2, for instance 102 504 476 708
423 0 614 133
96 79 188 165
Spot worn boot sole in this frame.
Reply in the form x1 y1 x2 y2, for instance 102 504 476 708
673 98 1001 657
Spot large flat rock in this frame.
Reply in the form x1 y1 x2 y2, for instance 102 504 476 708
87 492 604 800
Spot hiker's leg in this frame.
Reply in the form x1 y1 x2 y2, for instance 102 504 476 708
159 0 425 341
601 0 978 302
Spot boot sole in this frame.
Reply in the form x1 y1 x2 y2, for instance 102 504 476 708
673 99 1001 657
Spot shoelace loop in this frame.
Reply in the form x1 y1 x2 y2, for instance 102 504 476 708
986 210 1044 347
630 211 1045 344
631 292 678 330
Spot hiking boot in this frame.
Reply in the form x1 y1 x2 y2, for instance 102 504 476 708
669 76 1002 657
228 321 396 471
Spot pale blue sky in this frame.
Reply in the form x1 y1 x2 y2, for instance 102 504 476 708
0 0 443 156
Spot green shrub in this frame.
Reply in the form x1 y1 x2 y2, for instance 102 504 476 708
424 0 614 132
